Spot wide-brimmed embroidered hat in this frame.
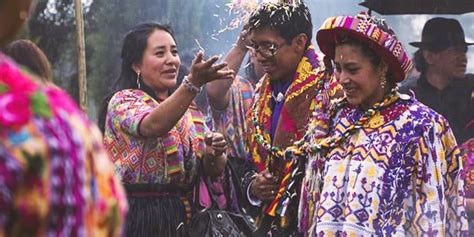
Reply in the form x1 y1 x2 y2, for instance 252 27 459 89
316 12 413 82
410 17 474 52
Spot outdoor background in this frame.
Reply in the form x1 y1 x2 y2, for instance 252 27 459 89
17 0 474 121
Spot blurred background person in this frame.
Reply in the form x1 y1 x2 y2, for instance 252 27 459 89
0 0 127 236
402 17 474 144
3 39 53 83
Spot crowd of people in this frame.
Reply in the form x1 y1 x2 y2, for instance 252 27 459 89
1 0 473 236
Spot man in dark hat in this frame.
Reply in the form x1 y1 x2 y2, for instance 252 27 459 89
402 17 474 144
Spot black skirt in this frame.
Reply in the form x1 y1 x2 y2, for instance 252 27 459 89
124 184 192 237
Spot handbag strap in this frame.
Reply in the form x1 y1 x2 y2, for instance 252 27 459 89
194 159 220 211
203 166 223 208
196 158 251 215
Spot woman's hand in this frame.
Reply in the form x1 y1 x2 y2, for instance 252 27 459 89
187 51 234 88
203 132 228 177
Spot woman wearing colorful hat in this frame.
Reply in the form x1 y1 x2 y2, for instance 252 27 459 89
297 12 469 236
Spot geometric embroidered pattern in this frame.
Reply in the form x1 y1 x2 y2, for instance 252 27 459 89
305 98 469 236
103 89 206 185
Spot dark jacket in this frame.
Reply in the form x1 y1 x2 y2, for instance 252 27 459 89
401 74 474 144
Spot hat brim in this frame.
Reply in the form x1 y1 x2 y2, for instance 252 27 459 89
409 41 423 48
317 27 407 83
409 41 474 48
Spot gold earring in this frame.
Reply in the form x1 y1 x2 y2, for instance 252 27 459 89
19 11 28 21
380 73 387 89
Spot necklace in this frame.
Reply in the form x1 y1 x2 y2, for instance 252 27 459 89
272 92 285 102
303 87 399 154
251 86 400 163
271 87 400 222
251 77 326 165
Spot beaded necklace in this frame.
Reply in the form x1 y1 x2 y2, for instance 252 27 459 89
251 86 400 163
272 87 400 225
250 77 326 167
303 86 399 155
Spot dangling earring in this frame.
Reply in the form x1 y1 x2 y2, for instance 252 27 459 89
136 72 141 89
19 10 28 21
380 73 387 89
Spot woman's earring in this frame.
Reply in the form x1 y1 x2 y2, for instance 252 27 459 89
136 72 141 89
380 73 387 89
19 11 28 21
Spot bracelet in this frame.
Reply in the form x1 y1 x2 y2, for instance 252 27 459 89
182 76 201 94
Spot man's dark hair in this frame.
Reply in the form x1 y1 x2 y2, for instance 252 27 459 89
247 1 312 49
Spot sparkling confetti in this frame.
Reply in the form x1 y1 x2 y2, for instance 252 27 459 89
209 0 304 41
194 39 205 53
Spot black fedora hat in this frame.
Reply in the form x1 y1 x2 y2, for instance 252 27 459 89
410 17 474 51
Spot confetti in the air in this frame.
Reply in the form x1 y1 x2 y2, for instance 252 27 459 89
194 39 205 53
210 0 303 39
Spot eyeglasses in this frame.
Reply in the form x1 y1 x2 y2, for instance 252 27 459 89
246 43 282 58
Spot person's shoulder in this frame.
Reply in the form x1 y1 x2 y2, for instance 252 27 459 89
401 98 451 132
233 75 253 88
0 55 104 158
109 88 153 104
463 73 474 87
399 75 420 94
112 88 145 97
0 55 86 127
232 75 255 94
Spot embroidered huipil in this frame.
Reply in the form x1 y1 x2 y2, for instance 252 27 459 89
461 138 474 234
207 76 254 160
0 54 127 236
103 89 206 186
463 138 474 198
306 97 468 236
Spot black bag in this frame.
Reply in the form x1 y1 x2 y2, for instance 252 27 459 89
189 162 256 237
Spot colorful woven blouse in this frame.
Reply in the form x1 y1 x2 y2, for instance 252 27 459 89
463 138 474 199
461 138 474 235
207 76 254 160
103 89 206 185
0 54 127 236
303 97 468 236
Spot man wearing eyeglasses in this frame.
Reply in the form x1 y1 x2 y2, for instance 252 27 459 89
206 1 341 236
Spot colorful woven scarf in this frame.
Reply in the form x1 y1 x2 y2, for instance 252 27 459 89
247 45 339 221
162 103 206 183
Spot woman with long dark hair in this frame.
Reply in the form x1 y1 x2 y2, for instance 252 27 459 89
99 22 234 236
